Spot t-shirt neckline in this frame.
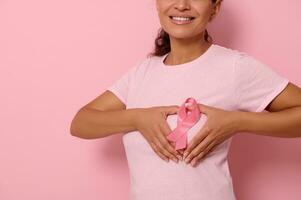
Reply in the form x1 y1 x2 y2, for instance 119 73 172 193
159 43 216 71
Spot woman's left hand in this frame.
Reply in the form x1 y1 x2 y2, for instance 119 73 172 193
182 103 241 167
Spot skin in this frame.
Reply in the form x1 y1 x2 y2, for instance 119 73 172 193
156 0 222 65
154 0 225 162
183 84 301 167
71 0 224 163
72 0 301 167
155 0 301 167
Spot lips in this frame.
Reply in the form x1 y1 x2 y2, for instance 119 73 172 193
169 16 196 20
169 16 196 25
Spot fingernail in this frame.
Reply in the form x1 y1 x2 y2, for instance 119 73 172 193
177 155 182 160
172 158 178 163
185 157 190 163
165 158 169 163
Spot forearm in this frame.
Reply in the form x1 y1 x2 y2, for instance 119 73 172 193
70 107 139 139
236 106 301 138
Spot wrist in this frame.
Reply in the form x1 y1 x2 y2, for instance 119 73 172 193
128 108 142 130
233 111 249 133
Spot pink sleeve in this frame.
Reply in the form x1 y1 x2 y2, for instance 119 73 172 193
235 53 289 112
106 60 142 105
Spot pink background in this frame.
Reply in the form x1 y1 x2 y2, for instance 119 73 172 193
1 0 300 199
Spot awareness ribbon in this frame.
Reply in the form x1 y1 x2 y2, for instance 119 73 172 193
166 97 202 150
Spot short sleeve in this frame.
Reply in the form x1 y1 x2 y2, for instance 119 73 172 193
106 60 142 105
235 53 289 112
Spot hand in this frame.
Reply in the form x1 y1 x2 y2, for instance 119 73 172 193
133 105 183 163
183 103 240 167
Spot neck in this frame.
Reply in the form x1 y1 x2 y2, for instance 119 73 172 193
165 32 212 66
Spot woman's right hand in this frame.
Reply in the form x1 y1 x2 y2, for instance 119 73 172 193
132 105 183 163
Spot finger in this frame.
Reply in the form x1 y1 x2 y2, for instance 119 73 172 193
169 142 184 156
144 129 170 162
157 130 182 161
153 135 179 163
160 122 183 158
164 105 180 117
169 141 184 156
149 141 170 163
177 149 185 155
198 103 210 114
183 126 210 159
190 140 217 167
159 119 173 136
170 105 180 112
156 133 180 162
184 133 214 164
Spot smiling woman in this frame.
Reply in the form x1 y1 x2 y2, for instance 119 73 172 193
70 0 301 200
150 0 223 57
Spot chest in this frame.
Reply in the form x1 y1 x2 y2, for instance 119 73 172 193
127 66 237 111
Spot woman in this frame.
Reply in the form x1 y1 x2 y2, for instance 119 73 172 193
70 0 301 199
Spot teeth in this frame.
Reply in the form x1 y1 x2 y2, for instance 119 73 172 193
171 16 193 21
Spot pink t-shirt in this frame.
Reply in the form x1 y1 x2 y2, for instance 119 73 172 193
106 44 289 200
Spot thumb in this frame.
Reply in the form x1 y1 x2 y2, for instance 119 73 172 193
165 105 180 115
197 103 210 114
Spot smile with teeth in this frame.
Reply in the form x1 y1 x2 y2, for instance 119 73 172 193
169 16 195 24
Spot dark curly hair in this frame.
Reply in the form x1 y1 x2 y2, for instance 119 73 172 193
148 0 223 57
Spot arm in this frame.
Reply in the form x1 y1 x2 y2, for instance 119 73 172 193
236 82 301 138
181 82 301 166
70 90 138 139
70 107 138 139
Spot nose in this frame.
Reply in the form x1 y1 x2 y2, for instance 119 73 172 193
174 0 191 11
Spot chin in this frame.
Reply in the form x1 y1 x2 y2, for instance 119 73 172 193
166 30 196 39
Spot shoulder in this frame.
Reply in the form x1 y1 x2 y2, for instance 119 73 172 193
133 53 165 72
212 44 270 72
125 56 151 75
212 44 247 61
125 55 159 81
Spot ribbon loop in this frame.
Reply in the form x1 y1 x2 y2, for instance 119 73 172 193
166 97 201 150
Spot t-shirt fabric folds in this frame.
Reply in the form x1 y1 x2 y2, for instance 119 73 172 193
106 44 289 200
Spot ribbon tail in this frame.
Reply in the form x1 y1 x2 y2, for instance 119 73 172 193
175 134 187 150
166 129 182 142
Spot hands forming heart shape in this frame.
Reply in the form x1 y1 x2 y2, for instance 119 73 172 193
167 97 240 167
133 97 240 167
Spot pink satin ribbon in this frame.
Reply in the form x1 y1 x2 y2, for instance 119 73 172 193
166 97 202 150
